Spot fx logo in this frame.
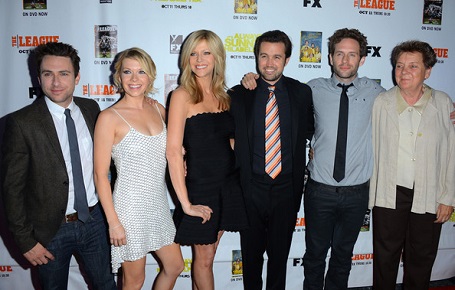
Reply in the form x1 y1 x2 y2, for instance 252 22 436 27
367 46 381 57
303 0 322 8
170 35 183 54
29 87 43 99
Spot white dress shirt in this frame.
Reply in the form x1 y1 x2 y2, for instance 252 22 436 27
45 97 98 215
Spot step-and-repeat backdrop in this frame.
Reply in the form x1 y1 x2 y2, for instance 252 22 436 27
1 0 454 289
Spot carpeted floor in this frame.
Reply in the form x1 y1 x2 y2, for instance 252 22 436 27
429 277 455 290
349 277 455 290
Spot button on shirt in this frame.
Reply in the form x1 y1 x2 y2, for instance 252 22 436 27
307 75 385 186
45 97 98 214
396 86 430 189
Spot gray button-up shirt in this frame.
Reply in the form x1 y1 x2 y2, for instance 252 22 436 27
307 74 385 186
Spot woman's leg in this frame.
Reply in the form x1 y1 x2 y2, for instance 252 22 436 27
403 212 442 290
122 257 146 290
153 243 184 290
373 186 413 290
192 231 223 290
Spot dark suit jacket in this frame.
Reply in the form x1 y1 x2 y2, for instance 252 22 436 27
229 76 314 213
1 96 100 253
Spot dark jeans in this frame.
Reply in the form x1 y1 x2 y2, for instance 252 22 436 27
38 204 116 290
303 178 369 290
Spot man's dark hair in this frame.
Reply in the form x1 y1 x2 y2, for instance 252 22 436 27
328 28 368 58
34 42 81 76
254 30 293 59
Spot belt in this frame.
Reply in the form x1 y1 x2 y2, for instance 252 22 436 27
307 178 369 193
63 205 96 223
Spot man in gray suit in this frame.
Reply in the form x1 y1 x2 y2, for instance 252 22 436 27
1 42 116 290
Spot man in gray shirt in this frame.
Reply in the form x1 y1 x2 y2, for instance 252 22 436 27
303 28 384 290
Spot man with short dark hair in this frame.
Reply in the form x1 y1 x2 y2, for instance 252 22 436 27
2 42 116 290
230 30 314 290
302 28 385 290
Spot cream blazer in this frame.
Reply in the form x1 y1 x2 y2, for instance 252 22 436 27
369 85 455 214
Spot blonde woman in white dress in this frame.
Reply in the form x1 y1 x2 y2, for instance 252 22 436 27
94 47 183 290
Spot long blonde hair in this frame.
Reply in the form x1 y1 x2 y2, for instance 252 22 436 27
179 30 230 110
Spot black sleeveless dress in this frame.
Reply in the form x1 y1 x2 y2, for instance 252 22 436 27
173 111 249 245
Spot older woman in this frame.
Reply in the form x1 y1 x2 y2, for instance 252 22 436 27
369 40 455 290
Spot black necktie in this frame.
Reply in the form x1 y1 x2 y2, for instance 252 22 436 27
333 83 353 182
64 109 90 222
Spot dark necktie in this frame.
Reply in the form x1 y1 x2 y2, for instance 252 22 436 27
64 109 90 222
333 83 353 182
265 86 282 179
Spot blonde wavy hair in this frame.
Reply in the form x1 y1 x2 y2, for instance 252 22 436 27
113 47 157 96
179 30 230 110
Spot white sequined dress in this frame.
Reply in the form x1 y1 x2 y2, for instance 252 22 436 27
110 107 175 273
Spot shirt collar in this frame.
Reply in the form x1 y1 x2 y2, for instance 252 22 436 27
330 74 359 90
45 96 75 118
396 84 431 114
258 75 285 92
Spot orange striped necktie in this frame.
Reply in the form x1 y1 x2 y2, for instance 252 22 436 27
265 86 282 179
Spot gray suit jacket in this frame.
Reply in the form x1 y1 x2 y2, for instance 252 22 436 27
1 96 100 253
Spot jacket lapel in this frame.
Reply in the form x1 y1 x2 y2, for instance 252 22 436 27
35 98 67 170
385 87 399 130
74 98 95 140
418 91 438 131
244 89 256 155
286 79 299 155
